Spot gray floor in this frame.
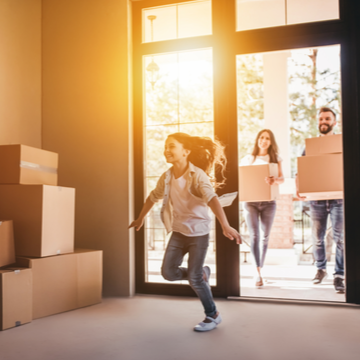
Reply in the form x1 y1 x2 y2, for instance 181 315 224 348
1 295 359 360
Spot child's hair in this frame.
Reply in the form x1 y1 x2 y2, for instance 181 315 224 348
167 132 227 190
251 129 279 164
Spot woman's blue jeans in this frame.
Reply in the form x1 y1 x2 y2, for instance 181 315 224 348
244 201 277 268
161 232 217 317
310 199 344 276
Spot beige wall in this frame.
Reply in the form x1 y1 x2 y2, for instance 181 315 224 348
0 0 42 147
42 0 134 296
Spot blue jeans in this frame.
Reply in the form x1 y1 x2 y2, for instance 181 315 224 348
310 200 344 276
161 232 216 317
244 201 277 268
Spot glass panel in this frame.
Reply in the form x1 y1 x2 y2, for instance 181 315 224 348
143 6 177 43
179 50 213 124
287 0 339 25
178 1 212 38
237 45 344 302
143 1 212 43
144 54 179 126
236 0 285 31
144 50 213 126
143 48 216 285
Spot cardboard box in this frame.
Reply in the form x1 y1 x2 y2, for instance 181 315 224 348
75 249 103 308
298 153 343 200
305 134 342 156
0 145 58 185
0 268 32 330
0 221 15 268
16 249 102 319
0 185 75 257
239 163 279 202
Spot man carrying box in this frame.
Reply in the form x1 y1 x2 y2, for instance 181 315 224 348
296 107 345 293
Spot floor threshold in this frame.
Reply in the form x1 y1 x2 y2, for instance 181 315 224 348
228 296 360 308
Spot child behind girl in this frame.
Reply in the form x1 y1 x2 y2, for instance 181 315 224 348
129 132 241 332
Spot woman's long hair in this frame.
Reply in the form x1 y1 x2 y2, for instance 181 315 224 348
251 129 279 164
167 132 227 190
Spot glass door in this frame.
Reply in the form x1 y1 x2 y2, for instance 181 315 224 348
133 0 360 304
236 45 345 302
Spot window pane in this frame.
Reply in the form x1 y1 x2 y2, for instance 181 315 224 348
143 48 215 285
143 6 177 43
144 53 179 126
236 0 285 31
178 1 212 38
287 0 339 25
179 50 213 124
143 1 212 43
144 50 213 126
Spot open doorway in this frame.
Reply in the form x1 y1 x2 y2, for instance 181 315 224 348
237 45 345 302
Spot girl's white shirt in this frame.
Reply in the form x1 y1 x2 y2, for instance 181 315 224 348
170 173 212 237
240 154 282 166
149 162 217 235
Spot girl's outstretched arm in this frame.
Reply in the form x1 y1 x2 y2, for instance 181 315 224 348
128 197 155 231
208 197 242 244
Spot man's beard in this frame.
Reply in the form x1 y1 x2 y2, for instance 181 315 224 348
319 123 333 134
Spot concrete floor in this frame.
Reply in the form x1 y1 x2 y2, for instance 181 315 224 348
1 296 359 360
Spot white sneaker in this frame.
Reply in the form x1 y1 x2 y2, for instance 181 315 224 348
194 313 222 332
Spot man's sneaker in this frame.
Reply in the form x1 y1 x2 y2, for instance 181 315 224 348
194 313 222 332
334 276 345 293
312 269 327 284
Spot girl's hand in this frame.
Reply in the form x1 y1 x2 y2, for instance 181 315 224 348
223 226 242 244
265 176 275 185
128 218 144 231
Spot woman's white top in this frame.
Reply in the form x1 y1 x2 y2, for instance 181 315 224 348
240 154 282 166
170 173 212 237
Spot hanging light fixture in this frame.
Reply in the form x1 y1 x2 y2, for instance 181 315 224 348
146 15 160 89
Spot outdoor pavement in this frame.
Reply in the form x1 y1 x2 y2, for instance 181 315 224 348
147 250 345 303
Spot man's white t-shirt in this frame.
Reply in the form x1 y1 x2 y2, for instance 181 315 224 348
170 173 211 237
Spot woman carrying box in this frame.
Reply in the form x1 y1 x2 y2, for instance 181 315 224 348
240 129 284 288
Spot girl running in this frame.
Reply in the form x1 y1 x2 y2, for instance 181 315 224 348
129 132 241 332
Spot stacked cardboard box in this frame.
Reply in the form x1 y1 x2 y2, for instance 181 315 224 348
0 145 102 329
297 134 343 200
239 163 279 202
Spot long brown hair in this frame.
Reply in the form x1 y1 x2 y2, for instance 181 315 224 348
251 129 279 164
167 132 227 190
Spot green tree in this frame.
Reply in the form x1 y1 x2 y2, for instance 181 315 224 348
289 48 341 175
237 54 265 162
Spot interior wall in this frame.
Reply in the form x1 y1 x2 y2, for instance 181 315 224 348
0 0 42 147
42 0 134 296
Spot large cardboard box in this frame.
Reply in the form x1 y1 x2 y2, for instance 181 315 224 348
298 153 343 200
305 134 342 156
0 221 15 268
16 249 102 319
0 185 75 257
239 163 279 202
0 145 58 185
0 268 32 330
